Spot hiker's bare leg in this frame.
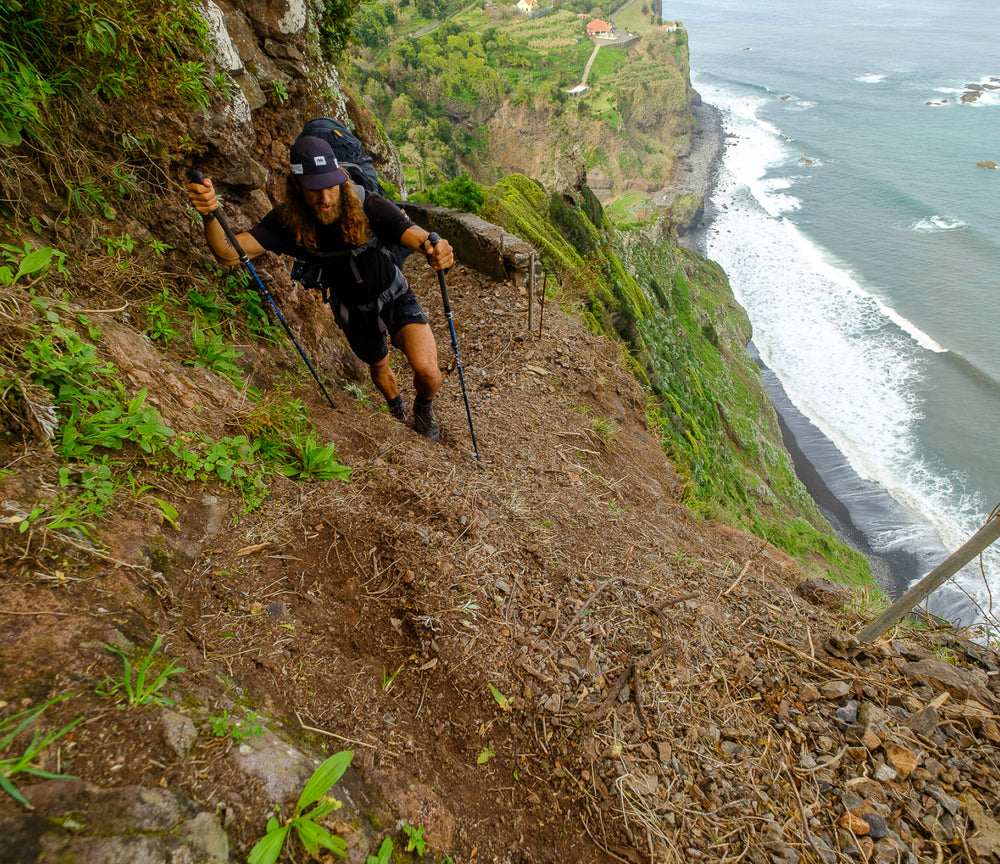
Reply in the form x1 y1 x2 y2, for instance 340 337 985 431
369 355 400 402
393 323 441 401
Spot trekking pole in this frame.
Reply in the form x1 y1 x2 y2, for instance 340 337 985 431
427 232 480 461
187 170 337 410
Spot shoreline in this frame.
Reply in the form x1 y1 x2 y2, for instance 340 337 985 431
665 97 919 599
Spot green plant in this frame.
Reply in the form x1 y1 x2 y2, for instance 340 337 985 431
268 78 289 104
174 59 211 111
146 238 172 255
145 286 180 343
188 321 244 387
366 837 393 864
66 180 116 220
248 750 354 864
589 413 617 447
421 173 485 214
403 824 427 856
345 382 370 403
0 244 65 287
211 70 238 100
0 692 81 808
381 663 403 692
165 433 268 511
23 325 175 461
97 635 185 707
279 434 352 482
209 710 265 742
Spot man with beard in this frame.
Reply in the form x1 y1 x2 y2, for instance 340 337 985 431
187 135 455 441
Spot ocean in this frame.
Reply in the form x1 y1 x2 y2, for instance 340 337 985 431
665 0 1000 623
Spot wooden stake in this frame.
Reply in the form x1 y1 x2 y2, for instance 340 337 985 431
857 515 1000 643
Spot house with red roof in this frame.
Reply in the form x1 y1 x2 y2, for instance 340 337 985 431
586 18 613 38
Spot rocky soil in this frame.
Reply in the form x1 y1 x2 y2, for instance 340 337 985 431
3 232 1000 863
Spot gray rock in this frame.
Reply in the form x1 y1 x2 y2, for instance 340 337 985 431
7 780 229 864
862 812 889 839
231 730 318 804
903 705 938 737
794 578 853 609
835 699 859 727
161 708 198 758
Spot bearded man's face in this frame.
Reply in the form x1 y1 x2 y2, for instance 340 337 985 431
301 183 343 224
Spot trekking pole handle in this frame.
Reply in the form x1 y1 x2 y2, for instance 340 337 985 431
187 170 250 265
427 232 452 315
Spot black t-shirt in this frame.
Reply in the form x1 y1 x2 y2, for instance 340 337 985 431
248 189 414 307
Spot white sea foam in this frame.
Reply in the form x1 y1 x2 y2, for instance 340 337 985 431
857 73 887 83
909 215 967 232
698 77 1000 609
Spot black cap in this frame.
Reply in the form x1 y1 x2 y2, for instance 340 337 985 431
289 136 350 190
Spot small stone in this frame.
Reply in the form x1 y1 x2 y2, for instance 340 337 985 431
836 700 859 726
798 681 821 702
903 706 938 737
161 709 198 758
883 741 919 778
839 811 871 836
873 763 897 782
846 722 882 749
982 718 1000 743
862 813 889 840
822 680 852 700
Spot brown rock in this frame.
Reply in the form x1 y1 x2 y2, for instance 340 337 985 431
900 658 993 705
883 740 919 778
839 811 871 836
977 160 998 169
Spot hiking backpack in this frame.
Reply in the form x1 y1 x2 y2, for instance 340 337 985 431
300 117 386 197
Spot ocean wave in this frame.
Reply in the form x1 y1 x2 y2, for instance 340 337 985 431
872 298 948 353
909 215 967 232
857 73 887 84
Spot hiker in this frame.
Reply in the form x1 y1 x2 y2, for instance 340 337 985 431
186 135 454 441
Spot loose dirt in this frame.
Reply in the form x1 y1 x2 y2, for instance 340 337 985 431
2 244 1000 864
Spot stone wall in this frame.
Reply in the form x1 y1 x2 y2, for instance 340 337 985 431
400 202 538 287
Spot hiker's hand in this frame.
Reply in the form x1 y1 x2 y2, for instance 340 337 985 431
187 176 219 217
424 236 453 271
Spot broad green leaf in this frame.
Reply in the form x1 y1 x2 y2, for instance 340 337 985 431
15 247 53 281
296 750 353 812
154 498 179 529
294 816 333 855
247 825 289 864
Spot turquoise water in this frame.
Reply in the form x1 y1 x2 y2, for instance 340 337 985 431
666 0 1000 619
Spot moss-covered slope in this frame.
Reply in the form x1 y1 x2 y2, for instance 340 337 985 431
483 176 872 585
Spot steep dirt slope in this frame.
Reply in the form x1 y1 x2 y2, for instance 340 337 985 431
3 243 1000 864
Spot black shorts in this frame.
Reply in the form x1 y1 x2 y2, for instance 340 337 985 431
340 288 429 365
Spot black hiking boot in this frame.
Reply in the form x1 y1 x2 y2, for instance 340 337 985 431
387 395 406 421
413 397 440 442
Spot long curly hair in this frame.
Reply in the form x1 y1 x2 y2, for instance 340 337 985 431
281 177 371 250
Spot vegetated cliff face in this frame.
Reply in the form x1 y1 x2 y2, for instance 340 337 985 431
487 29 698 202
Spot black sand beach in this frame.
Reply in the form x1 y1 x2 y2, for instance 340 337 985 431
665 99 922 600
